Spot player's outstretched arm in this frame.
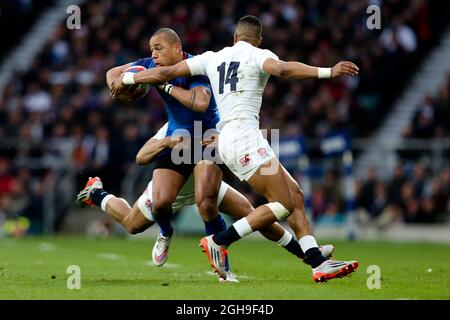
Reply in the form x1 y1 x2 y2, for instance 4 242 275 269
111 61 191 99
262 58 359 80
136 136 183 165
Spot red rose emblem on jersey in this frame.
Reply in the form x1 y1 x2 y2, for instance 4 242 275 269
239 154 251 166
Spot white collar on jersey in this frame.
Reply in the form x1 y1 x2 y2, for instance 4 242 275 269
235 40 254 47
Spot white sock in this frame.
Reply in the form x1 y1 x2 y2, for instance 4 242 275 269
277 230 293 246
233 218 253 238
298 235 319 253
100 194 115 212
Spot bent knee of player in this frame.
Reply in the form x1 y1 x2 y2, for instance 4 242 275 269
125 225 142 235
237 201 254 217
285 201 295 216
123 216 145 235
196 196 218 219
278 195 295 215
152 193 174 214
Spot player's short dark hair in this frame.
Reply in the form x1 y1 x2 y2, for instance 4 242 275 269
236 15 262 39
152 28 181 44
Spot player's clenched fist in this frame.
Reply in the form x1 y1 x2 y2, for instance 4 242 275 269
331 61 359 78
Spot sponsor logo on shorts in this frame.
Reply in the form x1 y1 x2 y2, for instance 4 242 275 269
145 199 152 210
239 154 251 167
258 147 268 158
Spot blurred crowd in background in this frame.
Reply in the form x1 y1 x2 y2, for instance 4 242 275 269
403 74 450 139
321 163 450 226
0 0 449 235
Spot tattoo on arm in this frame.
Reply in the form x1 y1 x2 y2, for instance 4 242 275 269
188 91 196 110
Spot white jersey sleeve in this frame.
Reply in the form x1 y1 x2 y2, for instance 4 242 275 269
254 49 279 73
151 123 168 140
186 51 214 76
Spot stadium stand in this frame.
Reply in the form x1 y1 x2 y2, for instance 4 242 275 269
0 0 55 61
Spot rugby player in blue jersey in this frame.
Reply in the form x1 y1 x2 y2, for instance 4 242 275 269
111 28 226 264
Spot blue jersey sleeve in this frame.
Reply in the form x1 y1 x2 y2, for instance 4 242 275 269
132 57 156 69
189 75 212 92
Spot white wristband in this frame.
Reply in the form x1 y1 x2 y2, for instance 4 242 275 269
163 83 173 94
318 67 331 79
122 72 136 85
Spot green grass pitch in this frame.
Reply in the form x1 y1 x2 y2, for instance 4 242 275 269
0 235 449 299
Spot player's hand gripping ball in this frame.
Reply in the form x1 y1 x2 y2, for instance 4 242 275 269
115 66 150 102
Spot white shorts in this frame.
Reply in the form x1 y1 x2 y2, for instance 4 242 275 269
137 174 229 221
218 119 276 181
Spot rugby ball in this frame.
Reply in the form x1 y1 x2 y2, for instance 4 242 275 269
118 65 150 101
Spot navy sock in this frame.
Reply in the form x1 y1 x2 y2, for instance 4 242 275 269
204 215 227 235
284 238 305 260
152 211 174 237
91 189 109 207
204 215 229 270
212 226 241 247
304 247 326 268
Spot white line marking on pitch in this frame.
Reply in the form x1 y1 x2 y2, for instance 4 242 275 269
97 253 122 260
37 242 56 252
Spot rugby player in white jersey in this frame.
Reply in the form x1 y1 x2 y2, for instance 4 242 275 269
112 15 359 283
77 123 335 282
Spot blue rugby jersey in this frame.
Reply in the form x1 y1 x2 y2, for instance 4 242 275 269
132 53 219 137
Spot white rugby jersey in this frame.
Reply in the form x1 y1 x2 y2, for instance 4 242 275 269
186 41 279 129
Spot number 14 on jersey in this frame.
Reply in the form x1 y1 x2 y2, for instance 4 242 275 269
217 61 240 94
